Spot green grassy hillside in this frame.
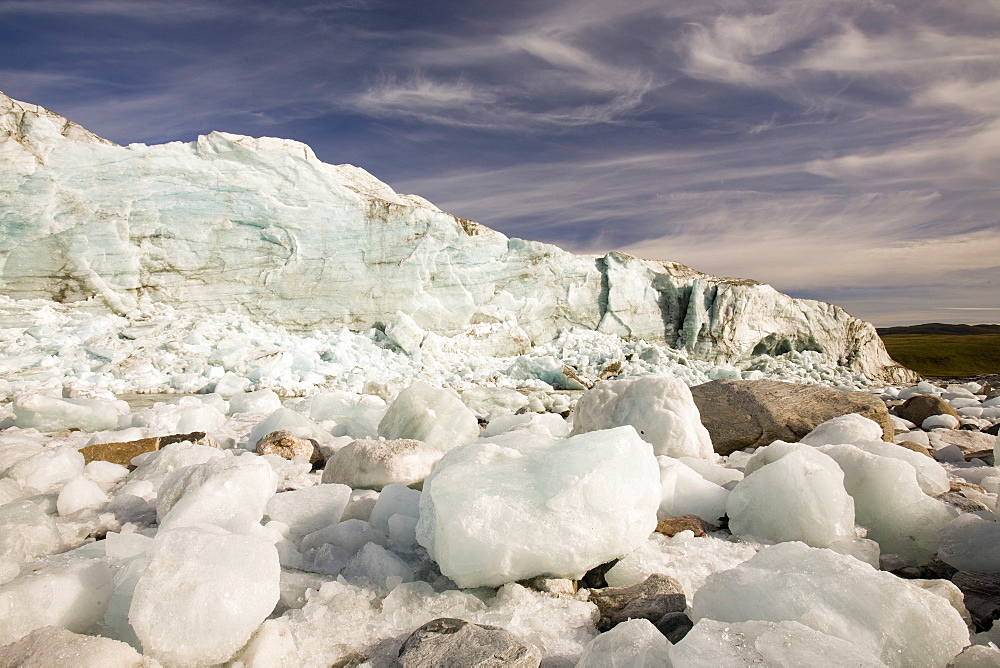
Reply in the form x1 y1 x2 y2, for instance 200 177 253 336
879 333 1000 377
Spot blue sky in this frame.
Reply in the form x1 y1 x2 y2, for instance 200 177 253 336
2 0 999 326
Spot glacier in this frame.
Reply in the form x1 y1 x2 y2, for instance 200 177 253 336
0 91 914 384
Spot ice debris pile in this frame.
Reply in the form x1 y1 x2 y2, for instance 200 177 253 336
0 371 998 666
0 91 914 384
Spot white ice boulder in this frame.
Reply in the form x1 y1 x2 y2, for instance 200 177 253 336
229 388 282 415
0 558 114 646
369 482 421 533
384 311 425 355
308 391 386 439
922 414 960 430
670 618 888 667
156 453 278 533
657 456 729 524
126 441 225 490
460 387 530 419
0 500 63 584
416 426 660 588
130 396 226 435
129 526 280 666
817 444 956 563
264 483 352 540
12 393 126 433
570 376 714 459
938 512 1000 574
339 542 415 593
0 439 43 476
799 413 885 447
850 440 950 496
727 445 855 548
377 382 479 452
322 438 442 490
5 446 84 493
481 412 571 439
692 542 969 667
576 618 671 667
56 475 109 516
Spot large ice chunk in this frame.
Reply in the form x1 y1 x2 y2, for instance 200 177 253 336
0 558 114 645
321 438 442 490
799 413 885 447
156 453 278 532
576 618 671 667
377 382 479 451
938 513 1000 574
817 444 956 563
692 542 969 667
129 526 280 665
670 618 888 667
307 391 386 439
571 376 714 459
264 483 352 540
13 393 126 432
0 500 63 584
5 446 84 493
416 426 660 588
657 456 729 524
126 441 225 490
130 396 226 435
229 388 282 415
727 445 856 548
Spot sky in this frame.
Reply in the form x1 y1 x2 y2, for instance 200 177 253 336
2 0 999 326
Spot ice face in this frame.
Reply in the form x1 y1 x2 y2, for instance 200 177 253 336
938 512 1000 574
0 92 914 385
571 376 715 459
799 413 885 447
727 445 856 548
692 542 969 667
264 483 352 540
416 426 660 588
128 526 280 665
576 618 672 667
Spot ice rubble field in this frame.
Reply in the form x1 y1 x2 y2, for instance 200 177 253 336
0 298 998 666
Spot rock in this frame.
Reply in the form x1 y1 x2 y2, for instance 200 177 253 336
984 423 1000 436
896 395 959 426
928 429 997 459
79 432 217 467
896 440 933 457
952 571 1000 632
655 611 694 644
518 577 577 596
256 429 323 466
321 438 441 490
690 380 893 455
392 618 540 668
589 573 687 632
655 514 710 537
580 560 619 590
0 626 159 667
936 492 991 514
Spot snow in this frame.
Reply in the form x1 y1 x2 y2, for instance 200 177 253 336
416 426 660 587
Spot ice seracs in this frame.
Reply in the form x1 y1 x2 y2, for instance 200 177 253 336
0 91 914 384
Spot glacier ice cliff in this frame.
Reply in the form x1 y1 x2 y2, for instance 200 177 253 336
0 92 915 383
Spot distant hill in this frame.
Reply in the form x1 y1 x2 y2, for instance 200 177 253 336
877 323 1000 336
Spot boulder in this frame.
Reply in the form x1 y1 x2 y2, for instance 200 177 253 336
655 514 710 538
321 438 441 490
927 429 996 460
588 573 687 632
79 432 217 467
690 380 893 455
256 430 323 466
896 395 959 426
952 571 1000 632
392 618 540 668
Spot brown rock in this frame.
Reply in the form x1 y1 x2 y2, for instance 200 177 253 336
79 431 217 467
589 573 687 631
896 441 934 458
690 380 894 455
393 618 540 668
517 576 577 596
896 395 959 426
256 429 323 466
655 514 710 537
